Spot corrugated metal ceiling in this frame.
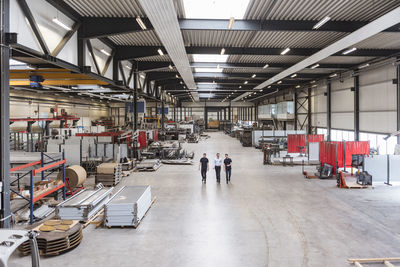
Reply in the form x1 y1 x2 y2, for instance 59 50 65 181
244 0 400 21
109 30 161 46
248 31 348 48
182 30 254 47
222 67 283 73
318 56 376 65
63 0 185 17
135 55 171 62
228 55 306 64
355 32 400 49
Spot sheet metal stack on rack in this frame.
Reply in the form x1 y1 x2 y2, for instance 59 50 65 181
105 186 152 228
55 185 113 221
95 163 122 186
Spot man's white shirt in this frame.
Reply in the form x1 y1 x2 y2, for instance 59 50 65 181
214 158 223 167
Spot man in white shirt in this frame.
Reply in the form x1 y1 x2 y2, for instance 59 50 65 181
213 153 223 183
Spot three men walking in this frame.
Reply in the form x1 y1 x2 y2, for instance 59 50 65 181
199 153 232 184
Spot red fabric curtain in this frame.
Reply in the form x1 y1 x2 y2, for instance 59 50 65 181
287 134 306 153
344 141 370 167
320 141 370 173
307 134 325 143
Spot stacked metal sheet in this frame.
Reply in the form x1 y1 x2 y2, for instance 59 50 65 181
95 163 122 186
105 186 152 227
136 159 161 171
56 185 113 221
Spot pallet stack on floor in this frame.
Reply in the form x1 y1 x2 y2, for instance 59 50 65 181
105 186 152 228
95 163 122 186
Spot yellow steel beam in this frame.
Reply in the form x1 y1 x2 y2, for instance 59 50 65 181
10 79 109 86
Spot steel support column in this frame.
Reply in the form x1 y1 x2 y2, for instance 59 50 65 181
294 91 298 130
1 0 11 228
133 72 138 131
354 75 360 141
161 99 165 132
308 87 312 134
397 58 400 144
228 102 231 122
327 81 332 141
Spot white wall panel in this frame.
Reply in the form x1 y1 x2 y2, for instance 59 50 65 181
57 32 78 65
312 113 327 127
359 64 396 133
10 0 41 52
332 112 354 130
360 111 396 133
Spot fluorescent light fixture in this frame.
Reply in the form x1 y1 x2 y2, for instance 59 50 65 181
244 81 248 84
263 64 269 69
228 17 235 29
251 74 256 78
195 67 223 73
310 80 316 83
342 47 357 55
169 64 173 70
313 16 331 30
268 85 271 88
140 74 146 79
329 73 338 78
220 48 225 55
259 89 262 92
157 48 164 56
239 86 242 88
125 65 132 70
281 48 290 55
175 74 180 78
100 49 111 56
296 85 300 88
277 81 282 84
52 17 72 31
180 81 183 84
183 0 250 19
192 54 228 62
359 63 370 69
290 73 297 78
310 64 320 69
136 17 147 30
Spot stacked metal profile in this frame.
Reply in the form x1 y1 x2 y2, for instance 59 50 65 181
95 163 122 186
56 185 113 221
105 186 152 227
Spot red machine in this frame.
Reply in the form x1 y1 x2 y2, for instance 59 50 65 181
138 131 147 149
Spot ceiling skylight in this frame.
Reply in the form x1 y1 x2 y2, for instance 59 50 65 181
192 54 228 63
184 0 250 19
195 67 223 73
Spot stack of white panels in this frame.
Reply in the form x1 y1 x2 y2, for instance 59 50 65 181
105 186 152 227
56 186 113 221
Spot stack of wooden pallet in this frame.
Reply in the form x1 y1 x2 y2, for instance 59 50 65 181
95 163 122 186
18 220 82 256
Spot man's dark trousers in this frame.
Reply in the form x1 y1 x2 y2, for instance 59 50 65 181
226 167 231 182
215 166 221 183
201 168 207 181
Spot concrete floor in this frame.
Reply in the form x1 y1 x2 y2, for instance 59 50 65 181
10 132 400 267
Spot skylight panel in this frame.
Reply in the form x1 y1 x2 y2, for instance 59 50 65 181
183 0 250 19
195 67 223 73
192 54 228 63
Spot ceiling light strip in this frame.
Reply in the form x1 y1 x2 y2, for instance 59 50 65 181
138 0 198 100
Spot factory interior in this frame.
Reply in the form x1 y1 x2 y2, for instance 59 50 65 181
1 0 400 266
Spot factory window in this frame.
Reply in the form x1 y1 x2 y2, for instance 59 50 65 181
359 132 396 155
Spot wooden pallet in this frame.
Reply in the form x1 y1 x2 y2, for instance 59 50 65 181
83 208 104 228
349 257 400 266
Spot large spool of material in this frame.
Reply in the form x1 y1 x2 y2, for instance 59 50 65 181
57 165 86 188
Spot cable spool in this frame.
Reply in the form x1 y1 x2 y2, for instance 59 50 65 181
57 165 86 189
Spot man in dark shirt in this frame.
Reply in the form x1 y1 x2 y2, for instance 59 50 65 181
199 153 209 183
223 154 232 184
